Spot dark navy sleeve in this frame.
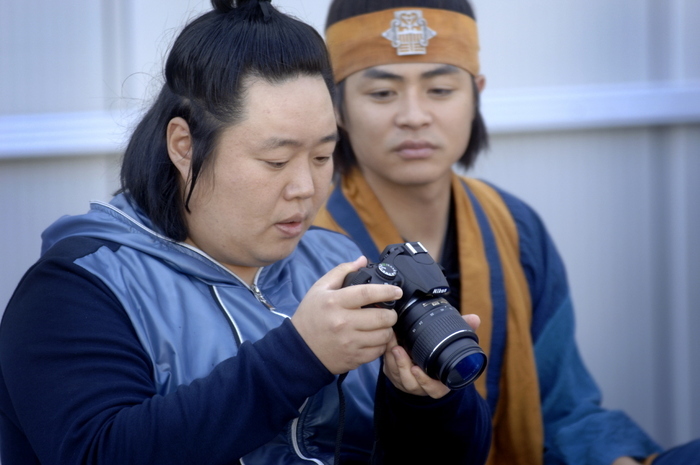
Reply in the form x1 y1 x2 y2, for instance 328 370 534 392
495 188 662 465
371 367 492 465
0 238 334 465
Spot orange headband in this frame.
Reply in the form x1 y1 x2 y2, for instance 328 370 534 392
325 7 480 83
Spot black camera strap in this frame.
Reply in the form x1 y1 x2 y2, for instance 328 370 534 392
334 372 349 465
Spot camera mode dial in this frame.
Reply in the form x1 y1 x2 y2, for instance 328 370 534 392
377 263 398 280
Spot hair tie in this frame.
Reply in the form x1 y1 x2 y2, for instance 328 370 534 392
258 0 272 22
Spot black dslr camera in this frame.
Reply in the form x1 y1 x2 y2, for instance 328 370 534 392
342 242 487 389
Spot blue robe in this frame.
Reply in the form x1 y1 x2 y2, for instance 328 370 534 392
314 169 662 465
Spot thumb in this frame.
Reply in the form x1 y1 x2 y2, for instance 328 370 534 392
314 255 369 291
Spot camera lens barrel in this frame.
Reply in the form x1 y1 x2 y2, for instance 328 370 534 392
396 298 487 389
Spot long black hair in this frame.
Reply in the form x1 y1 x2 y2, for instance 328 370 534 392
120 0 334 240
326 0 488 176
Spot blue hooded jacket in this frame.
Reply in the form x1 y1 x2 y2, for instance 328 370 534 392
0 193 491 464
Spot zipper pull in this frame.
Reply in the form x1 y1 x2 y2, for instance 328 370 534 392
252 284 276 311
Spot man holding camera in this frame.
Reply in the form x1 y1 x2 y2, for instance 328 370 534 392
0 1 492 464
314 0 664 464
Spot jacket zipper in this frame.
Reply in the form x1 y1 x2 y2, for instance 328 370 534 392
250 273 293 321
249 276 322 464
251 283 276 311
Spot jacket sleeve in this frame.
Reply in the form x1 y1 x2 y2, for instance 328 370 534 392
0 242 334 465
371 365 492 465
503 192 662 465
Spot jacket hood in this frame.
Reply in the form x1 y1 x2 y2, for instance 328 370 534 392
41 193 259 286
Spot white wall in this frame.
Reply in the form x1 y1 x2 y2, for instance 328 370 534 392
1 0 699 452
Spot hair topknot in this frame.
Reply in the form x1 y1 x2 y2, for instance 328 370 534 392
211 0 272 14
210 0 234 13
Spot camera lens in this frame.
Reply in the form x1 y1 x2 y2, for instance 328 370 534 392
395 297 487 390
437 342 488 389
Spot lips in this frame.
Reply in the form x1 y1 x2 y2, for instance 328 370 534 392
394 140 437 159
275 214 306 238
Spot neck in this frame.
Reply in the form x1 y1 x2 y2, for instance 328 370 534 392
227 265 258 287
362 171 453 260
184 238 259 286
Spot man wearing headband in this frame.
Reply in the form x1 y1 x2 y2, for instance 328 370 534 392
315 1 665 464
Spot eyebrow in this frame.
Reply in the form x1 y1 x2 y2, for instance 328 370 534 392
362 64 460 82
261 131 339 150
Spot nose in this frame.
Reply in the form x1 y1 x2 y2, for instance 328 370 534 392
394 91 432 129
284 160 315 200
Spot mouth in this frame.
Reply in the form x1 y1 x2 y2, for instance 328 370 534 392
394 140 437 159
275 214 307 238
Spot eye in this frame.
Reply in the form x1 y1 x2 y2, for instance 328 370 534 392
429 87 453 97
265 160 288 169
368 89 396 100
314 155 332 165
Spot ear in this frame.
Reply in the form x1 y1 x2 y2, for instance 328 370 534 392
167 117 193 181
474 74 487 94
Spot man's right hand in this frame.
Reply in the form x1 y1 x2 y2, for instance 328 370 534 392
291 256 402 374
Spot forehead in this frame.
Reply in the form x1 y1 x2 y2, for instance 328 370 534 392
243 76 333 118
217 76 337 148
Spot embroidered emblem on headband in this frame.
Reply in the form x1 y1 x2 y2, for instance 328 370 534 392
382 10 437 56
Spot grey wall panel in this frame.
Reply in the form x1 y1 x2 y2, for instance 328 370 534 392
0 153 121 313
682 0 700 79
0 1 105 115
472 0 650 88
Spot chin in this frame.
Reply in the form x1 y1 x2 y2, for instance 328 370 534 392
390 170 446 187
264 242 302 264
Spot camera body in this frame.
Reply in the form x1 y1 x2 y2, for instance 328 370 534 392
343 242 487 389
